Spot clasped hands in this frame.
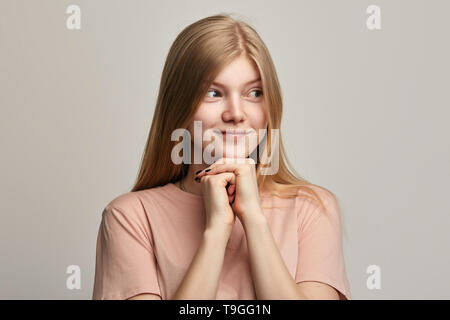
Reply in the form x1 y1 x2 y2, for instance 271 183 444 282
195 157 265 225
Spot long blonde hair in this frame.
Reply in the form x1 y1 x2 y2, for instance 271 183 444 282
131 13 342 227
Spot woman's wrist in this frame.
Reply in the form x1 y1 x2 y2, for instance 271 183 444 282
241 208 267 230
203 225 232 246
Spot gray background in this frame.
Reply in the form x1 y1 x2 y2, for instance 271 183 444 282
1 0 449 299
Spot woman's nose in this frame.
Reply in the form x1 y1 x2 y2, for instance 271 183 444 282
222 95 245 123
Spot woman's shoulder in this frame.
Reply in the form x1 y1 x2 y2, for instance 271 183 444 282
294 184 342 224
262 183 335 204
105 191 140 211
100 191 143 223
295 184 336 205
103 183 173 215
264 183 339 219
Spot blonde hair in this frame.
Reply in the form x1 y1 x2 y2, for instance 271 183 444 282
131 13 345 235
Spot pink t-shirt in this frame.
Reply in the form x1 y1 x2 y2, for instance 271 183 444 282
92 182 352 300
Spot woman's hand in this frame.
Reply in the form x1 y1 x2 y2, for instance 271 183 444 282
200 171 237 233
196 157 264 225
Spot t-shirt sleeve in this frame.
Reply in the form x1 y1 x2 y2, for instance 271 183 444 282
295 192 352 300
92 198 162 300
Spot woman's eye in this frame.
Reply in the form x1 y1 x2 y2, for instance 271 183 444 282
205 89 262 99
250 90 262 98
205 89 221 98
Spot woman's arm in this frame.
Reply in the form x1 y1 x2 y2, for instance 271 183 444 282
195 159 342 299
129 172 236 300
170 226 230 299
243 213 340 300
127 226 230 300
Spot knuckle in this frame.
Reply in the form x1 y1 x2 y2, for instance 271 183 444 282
202 175 213 184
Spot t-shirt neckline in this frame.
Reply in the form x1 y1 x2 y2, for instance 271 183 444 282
166 182 204 202
165 181 270 202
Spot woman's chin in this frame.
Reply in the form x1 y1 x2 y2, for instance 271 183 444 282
219 147 249 159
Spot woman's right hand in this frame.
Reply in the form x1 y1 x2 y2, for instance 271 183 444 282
199 172 236 233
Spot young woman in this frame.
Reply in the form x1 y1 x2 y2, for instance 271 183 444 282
92 13 351 300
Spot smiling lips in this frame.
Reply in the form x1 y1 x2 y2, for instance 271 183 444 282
214 129 252 136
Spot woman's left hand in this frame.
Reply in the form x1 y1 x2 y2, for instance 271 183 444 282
195 157 264 225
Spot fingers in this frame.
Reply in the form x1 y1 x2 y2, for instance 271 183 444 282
195 157 256 179
229 193 235 205
221 172 236 190
197 172 236 203
197 171 236 187
227 183 235 196
228 192 235 204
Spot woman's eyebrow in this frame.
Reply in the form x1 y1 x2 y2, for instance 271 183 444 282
211 77 261 88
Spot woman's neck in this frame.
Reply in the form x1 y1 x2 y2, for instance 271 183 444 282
178 164 209 195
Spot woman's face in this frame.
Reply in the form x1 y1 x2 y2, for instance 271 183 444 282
187 54 268 163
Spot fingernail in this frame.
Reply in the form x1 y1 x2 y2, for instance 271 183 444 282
195 170 202 175
205 168 211 172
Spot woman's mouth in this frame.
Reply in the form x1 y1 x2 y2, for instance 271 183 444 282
214 129 252 137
